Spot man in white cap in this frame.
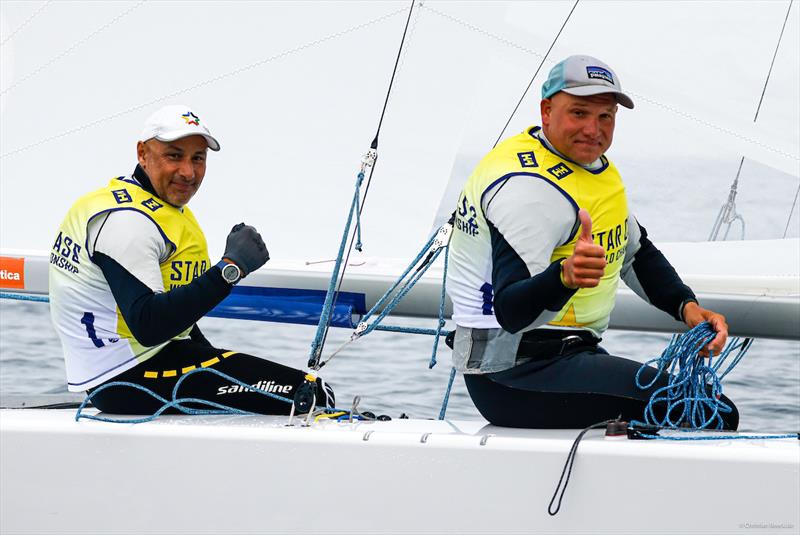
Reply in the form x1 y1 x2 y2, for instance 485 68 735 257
49 105 334 414
446 56 736 429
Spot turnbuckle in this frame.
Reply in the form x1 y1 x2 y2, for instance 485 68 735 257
352 321 369 340
360 149 378 172
431 222 453 251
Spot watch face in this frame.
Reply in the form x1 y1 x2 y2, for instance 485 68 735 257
222 263 240 283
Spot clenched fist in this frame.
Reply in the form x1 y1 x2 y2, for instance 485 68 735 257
222 223 270 277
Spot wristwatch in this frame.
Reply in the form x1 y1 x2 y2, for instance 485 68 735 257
220 262 242 285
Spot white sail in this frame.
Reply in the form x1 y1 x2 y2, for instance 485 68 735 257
1 1 798 260
2 3 799 533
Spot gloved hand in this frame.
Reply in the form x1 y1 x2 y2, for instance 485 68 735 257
222 223 269 277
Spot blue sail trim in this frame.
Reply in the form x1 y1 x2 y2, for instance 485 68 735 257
208 286 366 328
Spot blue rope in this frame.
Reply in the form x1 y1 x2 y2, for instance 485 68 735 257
358 231 438 327
635 432 797 441
631 322 748 430
74 367 348 424
428 244 449 369
438 367 457 420
308 170 365 367
354 178 363 252
360 249 442 337
373 325 446 336
0 292 49 303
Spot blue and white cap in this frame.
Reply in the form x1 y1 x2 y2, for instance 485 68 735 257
139 104 221 151
542 55 634 109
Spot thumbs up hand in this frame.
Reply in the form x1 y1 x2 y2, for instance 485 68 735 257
561 209 607 289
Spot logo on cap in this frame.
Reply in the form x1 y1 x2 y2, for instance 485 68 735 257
586 66 614 85
182 112 200 126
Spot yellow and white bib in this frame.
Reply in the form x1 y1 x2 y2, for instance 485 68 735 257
49 176 210 391
447 127 629 336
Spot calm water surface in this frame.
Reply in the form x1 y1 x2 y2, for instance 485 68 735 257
1 300 798 433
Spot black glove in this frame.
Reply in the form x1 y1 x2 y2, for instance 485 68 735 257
222 223 269 277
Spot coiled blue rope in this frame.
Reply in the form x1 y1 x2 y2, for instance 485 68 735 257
632 322 746 430
630 322 796 440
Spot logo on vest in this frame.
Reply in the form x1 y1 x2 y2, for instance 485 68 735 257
111 189 132 204
50 231 81 275
547 163 573 180
141 198 163 212
455 196 479 237
595 218 629 265
517 151 538 168
169 260 209 289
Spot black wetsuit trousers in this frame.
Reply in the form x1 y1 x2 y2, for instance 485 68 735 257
464 347 739 430
88 339 334 415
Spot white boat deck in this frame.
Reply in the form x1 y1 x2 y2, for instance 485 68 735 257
2 408 798 534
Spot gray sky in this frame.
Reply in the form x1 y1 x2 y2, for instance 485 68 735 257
1 1 798 261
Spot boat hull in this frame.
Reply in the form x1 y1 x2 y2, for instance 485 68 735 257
1 409 798 534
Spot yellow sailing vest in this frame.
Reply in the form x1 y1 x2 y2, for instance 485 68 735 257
451 127 629 335
49 176 210 390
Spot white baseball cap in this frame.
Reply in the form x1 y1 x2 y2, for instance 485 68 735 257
139 104 221 151
542 55 634 109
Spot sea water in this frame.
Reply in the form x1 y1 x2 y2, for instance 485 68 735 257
1 299 798 433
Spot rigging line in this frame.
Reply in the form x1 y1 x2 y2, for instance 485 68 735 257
0 5 408 160
390 0 424 93
492 0 579 148
753 0 794 123
0 0 54 48
423 4 800 164
708 156 745 241
315 0 417 359
371 0 417 149
1 0 148 96
783 181 800 238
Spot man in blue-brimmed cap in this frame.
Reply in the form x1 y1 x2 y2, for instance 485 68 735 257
446 55 736 429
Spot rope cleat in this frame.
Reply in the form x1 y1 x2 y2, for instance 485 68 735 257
287 373 318 426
